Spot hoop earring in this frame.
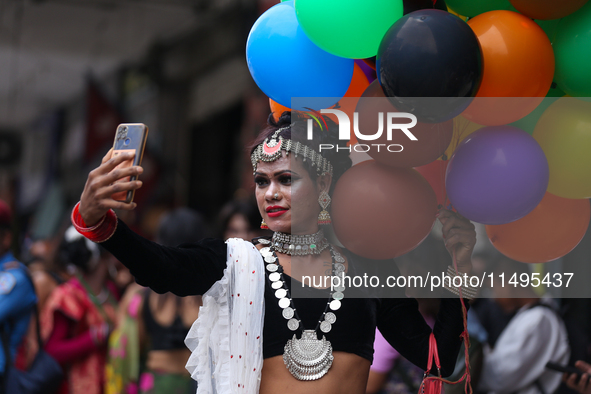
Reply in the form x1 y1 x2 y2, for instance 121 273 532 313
261 219 269 230
318 191 331 225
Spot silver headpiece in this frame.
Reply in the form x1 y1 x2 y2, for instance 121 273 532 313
250 125 333 176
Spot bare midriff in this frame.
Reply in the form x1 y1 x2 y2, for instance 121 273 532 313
259 352 371 394
146 349 193 375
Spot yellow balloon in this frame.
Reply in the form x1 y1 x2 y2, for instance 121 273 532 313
447 6 468 21
533 98 591 199
441 115 485 159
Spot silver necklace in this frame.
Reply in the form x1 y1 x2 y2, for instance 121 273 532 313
258 240 346 380
271 229 330 256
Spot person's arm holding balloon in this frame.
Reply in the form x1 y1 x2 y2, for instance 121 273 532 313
438 208 476 276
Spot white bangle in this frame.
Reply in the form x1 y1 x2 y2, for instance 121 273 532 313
443 266 477 300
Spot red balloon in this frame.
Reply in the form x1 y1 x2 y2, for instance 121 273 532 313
355 81 453 167
510 0 589 20
415 160 449 208
332 161 437 259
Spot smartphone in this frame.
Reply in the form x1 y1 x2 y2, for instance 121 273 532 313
546 362 583 377
111 123 148 203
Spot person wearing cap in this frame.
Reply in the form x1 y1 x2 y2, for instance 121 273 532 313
0 199 37 393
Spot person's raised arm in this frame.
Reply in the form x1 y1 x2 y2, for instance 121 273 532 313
74 149 227 296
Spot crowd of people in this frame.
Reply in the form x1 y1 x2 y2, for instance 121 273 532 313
0 112 590 394
0 197 269 394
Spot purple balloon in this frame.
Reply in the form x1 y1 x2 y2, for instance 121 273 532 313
354 59 377 84
445 126 549 225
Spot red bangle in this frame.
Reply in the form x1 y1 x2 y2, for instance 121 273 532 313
71 202 118 243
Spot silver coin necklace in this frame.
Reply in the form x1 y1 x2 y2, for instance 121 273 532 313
258 239 346 381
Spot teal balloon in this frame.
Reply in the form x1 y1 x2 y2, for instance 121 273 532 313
446 0 515 17
295 0 403 59
554 1 591 97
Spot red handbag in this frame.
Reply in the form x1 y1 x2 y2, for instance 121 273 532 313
419 333 444 394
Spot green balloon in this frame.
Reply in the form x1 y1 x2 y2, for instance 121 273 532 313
295 0 403 59
509 97 560 135
535 18 562 43
554 1 591 98
446 0 515 17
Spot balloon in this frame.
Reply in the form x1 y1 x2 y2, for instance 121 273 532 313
486 193 590 263
377 10 483 123
446 0 515 17
342 63 371 99
355 81 453 168
271 63 370 135
446 126 549 225
246 1 354 110
270 99 293 122
354 59 376 84
447 6 468 20
415 160 449 208
508 95 561 135
532 98 591 199
509 0 589 20
546 84 566 98
323 64 371 146
295 0 403 59
442 115 484 159
462 11 555 126
362 57 376 71
553 1 591 97
404 0 447 14
332 161 437 259
535 19 562 43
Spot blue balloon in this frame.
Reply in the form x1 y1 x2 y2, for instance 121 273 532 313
246 1 354 111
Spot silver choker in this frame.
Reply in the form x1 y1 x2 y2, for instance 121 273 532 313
271 230 329 256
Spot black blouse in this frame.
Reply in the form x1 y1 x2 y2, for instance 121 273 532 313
102 221 466 376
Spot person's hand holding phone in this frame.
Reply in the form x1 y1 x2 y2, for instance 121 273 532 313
79 148 144 226
564 361 591 394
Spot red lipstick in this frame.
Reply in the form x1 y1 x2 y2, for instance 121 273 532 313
266 205 288 217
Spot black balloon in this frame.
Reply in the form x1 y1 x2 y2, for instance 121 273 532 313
377 10 483 123
403 0 447 15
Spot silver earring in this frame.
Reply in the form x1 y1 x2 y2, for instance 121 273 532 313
318 191 331 225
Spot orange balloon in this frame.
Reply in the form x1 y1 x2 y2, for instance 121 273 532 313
486 192 590 263
270 99 293 122
332 160 437 259
462 11 555 126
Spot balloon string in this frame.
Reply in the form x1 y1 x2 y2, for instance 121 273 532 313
442 116 471 209
423 250 473 393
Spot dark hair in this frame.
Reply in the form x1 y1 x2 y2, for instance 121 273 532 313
249 111 352 195
217 199 261 238
56 228 101 274
156 208 207 247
